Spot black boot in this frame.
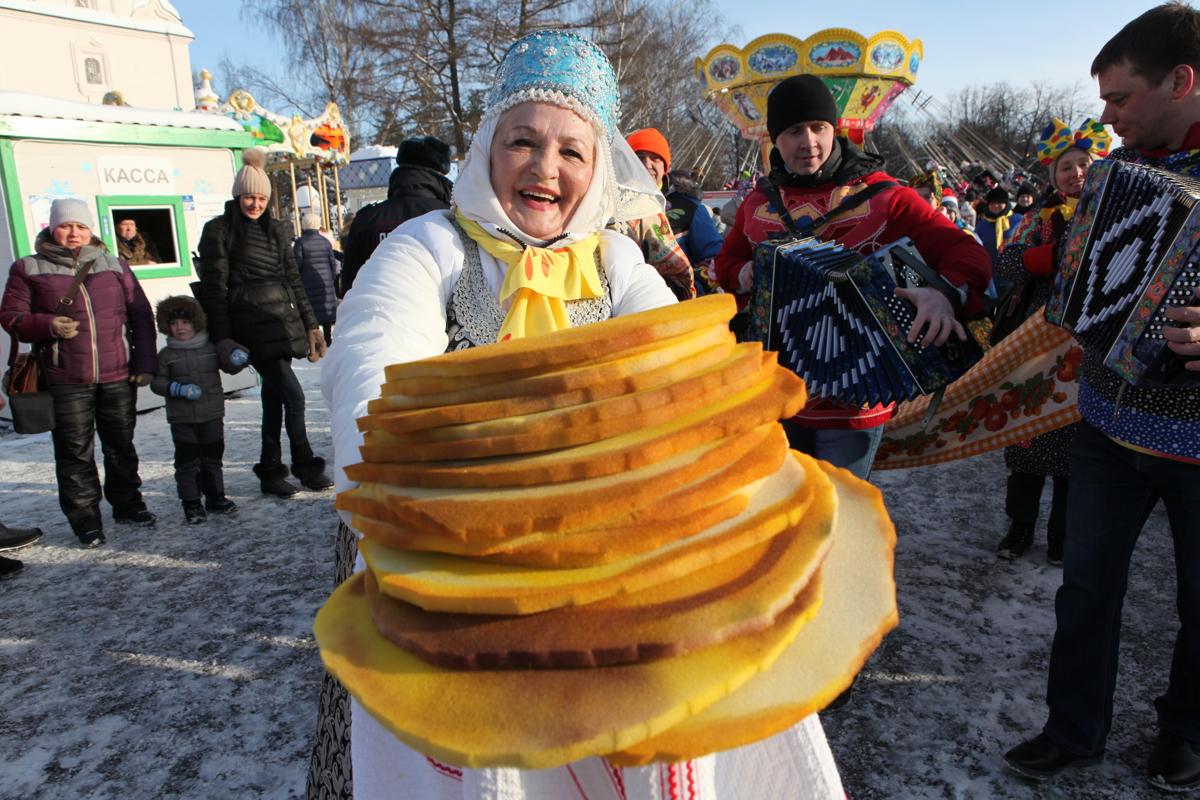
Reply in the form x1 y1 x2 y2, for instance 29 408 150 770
0 523 43 552
1047 476 1068 567
998 520 1035 560
255 463 300 497
292 457 334 491
0 555 23 580
1047 526 1065 566
205 495 238 515
182 500 207 525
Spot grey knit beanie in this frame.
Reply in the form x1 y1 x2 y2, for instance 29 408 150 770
48 198 95 231
231 147 272 198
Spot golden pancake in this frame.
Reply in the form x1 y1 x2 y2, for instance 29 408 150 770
340 424 783 543
361 452 820 615
348 428 792 568
382 293 735 380
358 364 803 462
364 460 833 668
364 346 766 445
608 463 898 765
378 324 734 400
312 561 818 770
362 337 743 431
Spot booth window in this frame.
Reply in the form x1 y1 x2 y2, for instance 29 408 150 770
85 58 103 85
109 208 178 266
97 196 191 279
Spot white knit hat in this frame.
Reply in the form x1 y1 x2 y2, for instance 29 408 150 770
302 211 323 231
48 198 95 231
231 147 272 198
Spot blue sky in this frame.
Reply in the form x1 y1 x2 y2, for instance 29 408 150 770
177 0 1161 123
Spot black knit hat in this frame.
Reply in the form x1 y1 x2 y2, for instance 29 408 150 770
767 75 839 142
397 136 452 175
986 186 1011 204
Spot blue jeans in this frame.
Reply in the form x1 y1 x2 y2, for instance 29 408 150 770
1043 420 1200 755
781 421 885 481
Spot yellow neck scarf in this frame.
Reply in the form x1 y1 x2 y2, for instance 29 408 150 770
991 212 1011 252
455 211 602 342
1058 196 1080 223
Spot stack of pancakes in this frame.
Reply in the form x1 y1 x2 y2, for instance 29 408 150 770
314 294 898 769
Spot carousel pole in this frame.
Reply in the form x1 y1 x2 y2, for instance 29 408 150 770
333 164 344 235
316 160 329 231
288 159 301 235
306 174 315 227
271 170 283 220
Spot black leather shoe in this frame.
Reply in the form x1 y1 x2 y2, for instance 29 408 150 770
1004 733 1102 780
77 530 106 548
0 524 43 552
1148 733 1200 792
113 508 156 527
0 555 24 580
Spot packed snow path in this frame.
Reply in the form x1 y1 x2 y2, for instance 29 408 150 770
0 361 1176 798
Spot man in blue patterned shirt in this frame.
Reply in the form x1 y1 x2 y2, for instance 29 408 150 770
1004 3 1200 792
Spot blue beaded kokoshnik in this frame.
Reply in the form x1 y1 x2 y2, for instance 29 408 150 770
487 30 621 137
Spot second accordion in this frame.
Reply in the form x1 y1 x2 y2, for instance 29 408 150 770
1046 158 1200 386
747 236 983 407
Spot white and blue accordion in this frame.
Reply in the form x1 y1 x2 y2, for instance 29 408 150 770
1046 159 1200 386
746 236 983 406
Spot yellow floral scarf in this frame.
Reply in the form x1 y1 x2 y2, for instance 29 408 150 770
455 211 602 342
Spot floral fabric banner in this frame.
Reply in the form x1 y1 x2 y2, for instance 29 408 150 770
874 308 1082 470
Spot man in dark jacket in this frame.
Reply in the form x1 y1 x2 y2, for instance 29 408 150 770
1004 5 1200 791
293 212 338 345
340 136 453 294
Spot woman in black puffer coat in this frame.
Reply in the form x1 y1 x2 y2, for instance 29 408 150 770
196 148 333 497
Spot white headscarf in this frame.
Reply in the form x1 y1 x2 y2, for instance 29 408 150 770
453 90 665 248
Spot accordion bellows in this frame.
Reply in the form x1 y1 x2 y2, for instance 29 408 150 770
748 237 983 406
1047 158 1200 386
314 294 899 768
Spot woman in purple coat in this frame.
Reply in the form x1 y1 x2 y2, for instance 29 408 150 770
0 198 157 548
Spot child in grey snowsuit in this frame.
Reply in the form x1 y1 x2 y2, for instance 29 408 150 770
150 296 246 523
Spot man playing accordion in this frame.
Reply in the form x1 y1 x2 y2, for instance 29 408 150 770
713 74 991 481
1005 3 1200 792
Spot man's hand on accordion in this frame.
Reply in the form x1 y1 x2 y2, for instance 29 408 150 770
1163 286 1200 371
895 286 967 347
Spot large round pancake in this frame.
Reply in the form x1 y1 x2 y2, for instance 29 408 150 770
346 425 786 565
378 324 735 400
340 424 783 543
312 562 817 769
361 452 816 615
364 460 833 669
380 293 735 380
366 347 767 445
351 488 750 567
348 371 803 487
363 337 745 431
358 365 804 463
607 462 899 765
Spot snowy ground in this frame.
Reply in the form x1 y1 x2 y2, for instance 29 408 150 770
0 361 1178 799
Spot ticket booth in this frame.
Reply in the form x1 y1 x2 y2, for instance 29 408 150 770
0 92 259 421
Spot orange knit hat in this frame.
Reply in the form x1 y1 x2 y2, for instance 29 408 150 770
625 128 671 171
